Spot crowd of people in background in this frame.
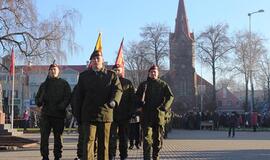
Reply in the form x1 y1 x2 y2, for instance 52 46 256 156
12 107 270 134
171 110 270 131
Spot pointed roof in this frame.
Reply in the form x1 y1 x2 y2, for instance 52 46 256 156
174 0 194 41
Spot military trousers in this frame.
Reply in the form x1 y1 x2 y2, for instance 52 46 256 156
109 121 129 159
143 124 163 160
82 122 111 160
40 115 65 159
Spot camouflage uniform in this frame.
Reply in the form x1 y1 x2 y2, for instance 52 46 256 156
136 78 174 160
74 67 122 160
35 76 71 160
109 77 135 160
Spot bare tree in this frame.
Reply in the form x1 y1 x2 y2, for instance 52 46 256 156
0 0 80 68
196 23 233 111
233 31 250 111
140 23 169 69
258 52 270 104
248 33 266 110
125 41 152 87
233 31 266 111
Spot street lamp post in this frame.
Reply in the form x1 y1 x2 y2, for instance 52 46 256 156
247 9 264 113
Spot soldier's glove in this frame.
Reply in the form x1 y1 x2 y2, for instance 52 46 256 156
108 100 116 109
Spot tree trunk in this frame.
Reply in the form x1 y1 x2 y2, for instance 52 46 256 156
268 77 270 105
250 71 255 112
212 64 216 111
244 75 249 112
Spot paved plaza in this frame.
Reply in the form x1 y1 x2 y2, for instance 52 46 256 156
1 129 270 160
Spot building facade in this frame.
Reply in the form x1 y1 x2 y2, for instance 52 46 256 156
216 86 244 113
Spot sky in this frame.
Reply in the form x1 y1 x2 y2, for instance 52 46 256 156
35 0 270 82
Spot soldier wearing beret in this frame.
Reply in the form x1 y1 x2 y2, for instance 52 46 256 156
74 50 123 160
109 64 135 160
136 65 174 160
35 62 71 160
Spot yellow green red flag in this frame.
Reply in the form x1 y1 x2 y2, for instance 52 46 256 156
115 38 125 77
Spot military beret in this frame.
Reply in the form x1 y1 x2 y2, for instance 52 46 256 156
90 50 102 60
48 63 59 70
148 65 159 72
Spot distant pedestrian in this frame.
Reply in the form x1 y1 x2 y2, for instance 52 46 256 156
23 110 30 132
213 111 219 130
251 112 258 132
228 112 238 138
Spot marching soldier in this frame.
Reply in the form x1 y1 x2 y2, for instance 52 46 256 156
109 64 135 160
35 62 71 160
136 65 174 160
74 50 122 160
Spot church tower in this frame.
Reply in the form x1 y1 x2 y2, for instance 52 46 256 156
165 0 196 112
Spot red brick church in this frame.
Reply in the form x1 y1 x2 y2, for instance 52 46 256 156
164 0 213 113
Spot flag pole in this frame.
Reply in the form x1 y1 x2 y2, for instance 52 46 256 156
11 68 14 129
10 49 15 129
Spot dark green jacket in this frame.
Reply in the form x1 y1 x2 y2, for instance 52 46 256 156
76 68 122 123
136 78 174 126
35 77 71 118
114 77 135 122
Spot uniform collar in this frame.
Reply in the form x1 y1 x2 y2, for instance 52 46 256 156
90 67 106 75
147 77 159 82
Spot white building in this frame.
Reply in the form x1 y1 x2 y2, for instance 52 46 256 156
0 65 87 116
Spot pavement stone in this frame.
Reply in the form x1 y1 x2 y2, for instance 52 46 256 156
0 129 270 160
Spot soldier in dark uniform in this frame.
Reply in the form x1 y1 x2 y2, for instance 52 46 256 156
74 50 122 160
35 63 71 160
109 64 135 160
128 111 141 150
136 65 174 160
70 84 84 160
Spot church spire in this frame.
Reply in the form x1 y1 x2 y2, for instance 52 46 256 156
174 0 193 41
